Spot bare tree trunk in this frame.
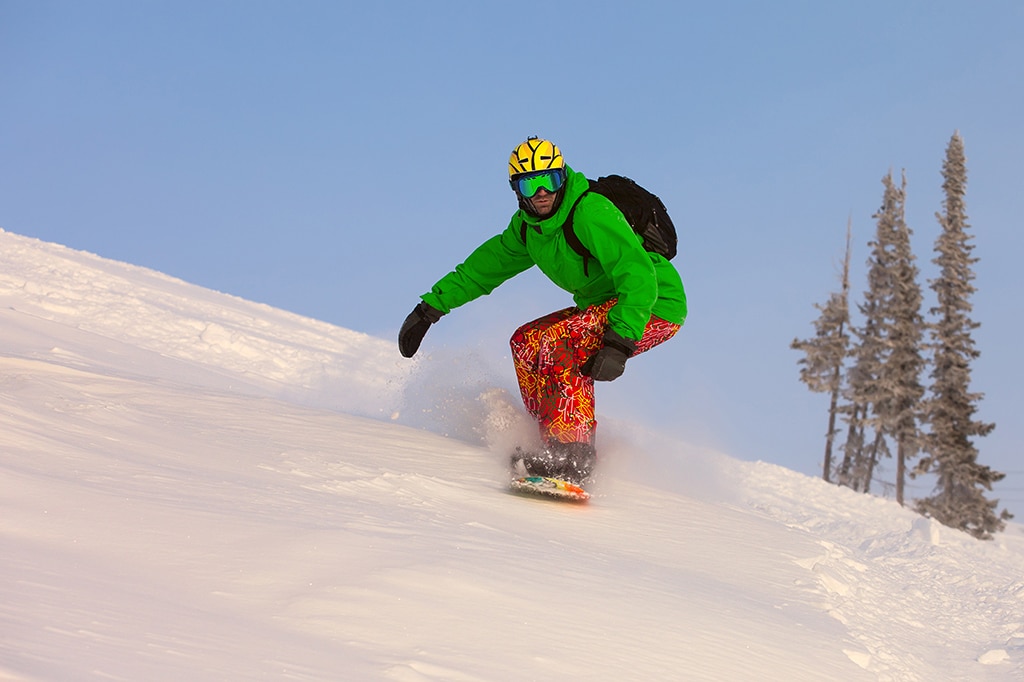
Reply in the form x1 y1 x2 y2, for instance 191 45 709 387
824 219 853 484
862 430 884 494
896 440 906 506
837 403 862 487
823 384 839 482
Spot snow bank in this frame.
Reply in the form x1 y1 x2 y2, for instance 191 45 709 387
0 228 408 417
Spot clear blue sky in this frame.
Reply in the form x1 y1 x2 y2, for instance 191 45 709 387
3 1 1022 518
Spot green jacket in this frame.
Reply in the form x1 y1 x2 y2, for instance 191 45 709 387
421 166 687 341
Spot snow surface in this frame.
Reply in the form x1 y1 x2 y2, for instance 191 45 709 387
1 227 1022 681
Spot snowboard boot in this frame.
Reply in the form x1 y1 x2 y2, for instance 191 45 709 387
510 446 561 479
510 442 596 485
547 441 596 485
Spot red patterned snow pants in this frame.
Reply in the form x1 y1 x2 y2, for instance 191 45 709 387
510 299 680 446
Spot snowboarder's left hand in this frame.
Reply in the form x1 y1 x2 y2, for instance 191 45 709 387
398 302 444 358
582 328 636 381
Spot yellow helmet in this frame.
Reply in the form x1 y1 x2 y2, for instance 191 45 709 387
508 137 564 177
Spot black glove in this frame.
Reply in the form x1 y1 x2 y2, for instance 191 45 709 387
582 327 636 381
398 302 444 358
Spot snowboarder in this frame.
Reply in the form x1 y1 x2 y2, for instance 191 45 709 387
398 137 687 485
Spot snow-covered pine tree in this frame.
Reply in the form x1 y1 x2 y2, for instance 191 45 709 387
844 171 925 503
792 219 853 483
914 132 1009 539
881 171 927 506
841 196 891 493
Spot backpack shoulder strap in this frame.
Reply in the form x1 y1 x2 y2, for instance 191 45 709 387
518 191 595 275
562 190 593 275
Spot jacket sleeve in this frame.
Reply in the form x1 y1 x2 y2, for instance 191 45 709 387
421 219 535 314
573 196 659 340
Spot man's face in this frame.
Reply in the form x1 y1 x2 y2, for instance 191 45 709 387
530 188 558 217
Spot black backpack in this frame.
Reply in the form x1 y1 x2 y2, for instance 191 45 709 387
519 174 678 276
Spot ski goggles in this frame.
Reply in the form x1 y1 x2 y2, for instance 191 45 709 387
510 168 566 199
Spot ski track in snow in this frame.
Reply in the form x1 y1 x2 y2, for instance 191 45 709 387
1 228 1023 681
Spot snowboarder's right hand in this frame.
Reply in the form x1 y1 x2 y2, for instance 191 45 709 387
582 327 636 381
398 302 444 358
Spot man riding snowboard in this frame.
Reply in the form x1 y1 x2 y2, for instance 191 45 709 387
399 137 687 485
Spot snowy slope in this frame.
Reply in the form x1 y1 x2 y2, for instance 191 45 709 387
1 228 1022 682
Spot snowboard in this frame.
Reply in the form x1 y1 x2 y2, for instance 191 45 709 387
510 475 590 503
